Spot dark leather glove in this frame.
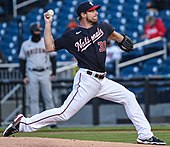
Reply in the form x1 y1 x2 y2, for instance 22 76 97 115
117 34 133 53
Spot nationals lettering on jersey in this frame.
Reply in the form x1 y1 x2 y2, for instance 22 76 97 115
75 27 104 52
54 22 114 72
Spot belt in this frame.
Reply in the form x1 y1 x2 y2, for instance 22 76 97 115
28 67 48 72
86 70 105 79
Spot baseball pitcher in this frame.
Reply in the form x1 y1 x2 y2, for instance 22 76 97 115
2 1 166 145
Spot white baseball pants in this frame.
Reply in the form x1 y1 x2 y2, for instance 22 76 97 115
19 68 153 139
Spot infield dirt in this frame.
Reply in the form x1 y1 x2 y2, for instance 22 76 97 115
0 137 169 147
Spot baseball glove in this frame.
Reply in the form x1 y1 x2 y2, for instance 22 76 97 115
117 34 133 53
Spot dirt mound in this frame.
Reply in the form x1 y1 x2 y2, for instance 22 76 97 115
0 137 168 147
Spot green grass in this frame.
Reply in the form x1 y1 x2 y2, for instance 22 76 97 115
1 126 170 145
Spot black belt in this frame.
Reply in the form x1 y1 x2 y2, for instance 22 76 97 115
87 70 105 79
28 68 48 72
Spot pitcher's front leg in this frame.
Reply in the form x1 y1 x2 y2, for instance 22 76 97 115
97 78 153 140
19 72 100 132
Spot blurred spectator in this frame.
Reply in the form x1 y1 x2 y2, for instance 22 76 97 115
0 5 4 15
0 1 5 16
105 40 122 77
106 40 122 63
0 0 13 16
61 19 78 62
64 19 78 33
147 0 170 11
141 15 167 39
141 15 167 55
0 51 7 63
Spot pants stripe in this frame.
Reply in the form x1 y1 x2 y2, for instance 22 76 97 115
21 73 82 125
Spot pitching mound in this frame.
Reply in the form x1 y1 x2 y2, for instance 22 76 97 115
0 137 168 147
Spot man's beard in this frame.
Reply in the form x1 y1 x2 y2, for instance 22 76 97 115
87 16 98 25
31 34 41 42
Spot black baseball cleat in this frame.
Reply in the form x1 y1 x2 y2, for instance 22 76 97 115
137 136 166 145
2 114 24 137
49 123 58 129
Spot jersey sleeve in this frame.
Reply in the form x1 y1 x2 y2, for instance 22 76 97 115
49 51 57 57
54 33 72 51
101 22 115 36
19 42 26 60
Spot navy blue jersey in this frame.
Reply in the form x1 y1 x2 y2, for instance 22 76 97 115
54 22 114 72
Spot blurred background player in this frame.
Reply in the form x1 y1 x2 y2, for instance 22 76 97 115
18 22 57 118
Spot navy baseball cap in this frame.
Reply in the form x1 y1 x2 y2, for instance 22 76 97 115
76 1 100 16
29 22 42 32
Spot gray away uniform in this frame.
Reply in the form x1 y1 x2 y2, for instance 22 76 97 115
19 37 56 115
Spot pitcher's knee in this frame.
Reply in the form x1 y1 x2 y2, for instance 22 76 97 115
126 90 136 100
60 113 72 121
122 91 136 105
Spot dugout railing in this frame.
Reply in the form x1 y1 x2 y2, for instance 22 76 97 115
12 0 49 18
116 37 167 76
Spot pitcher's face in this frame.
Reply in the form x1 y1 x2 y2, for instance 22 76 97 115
85 10 99 24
